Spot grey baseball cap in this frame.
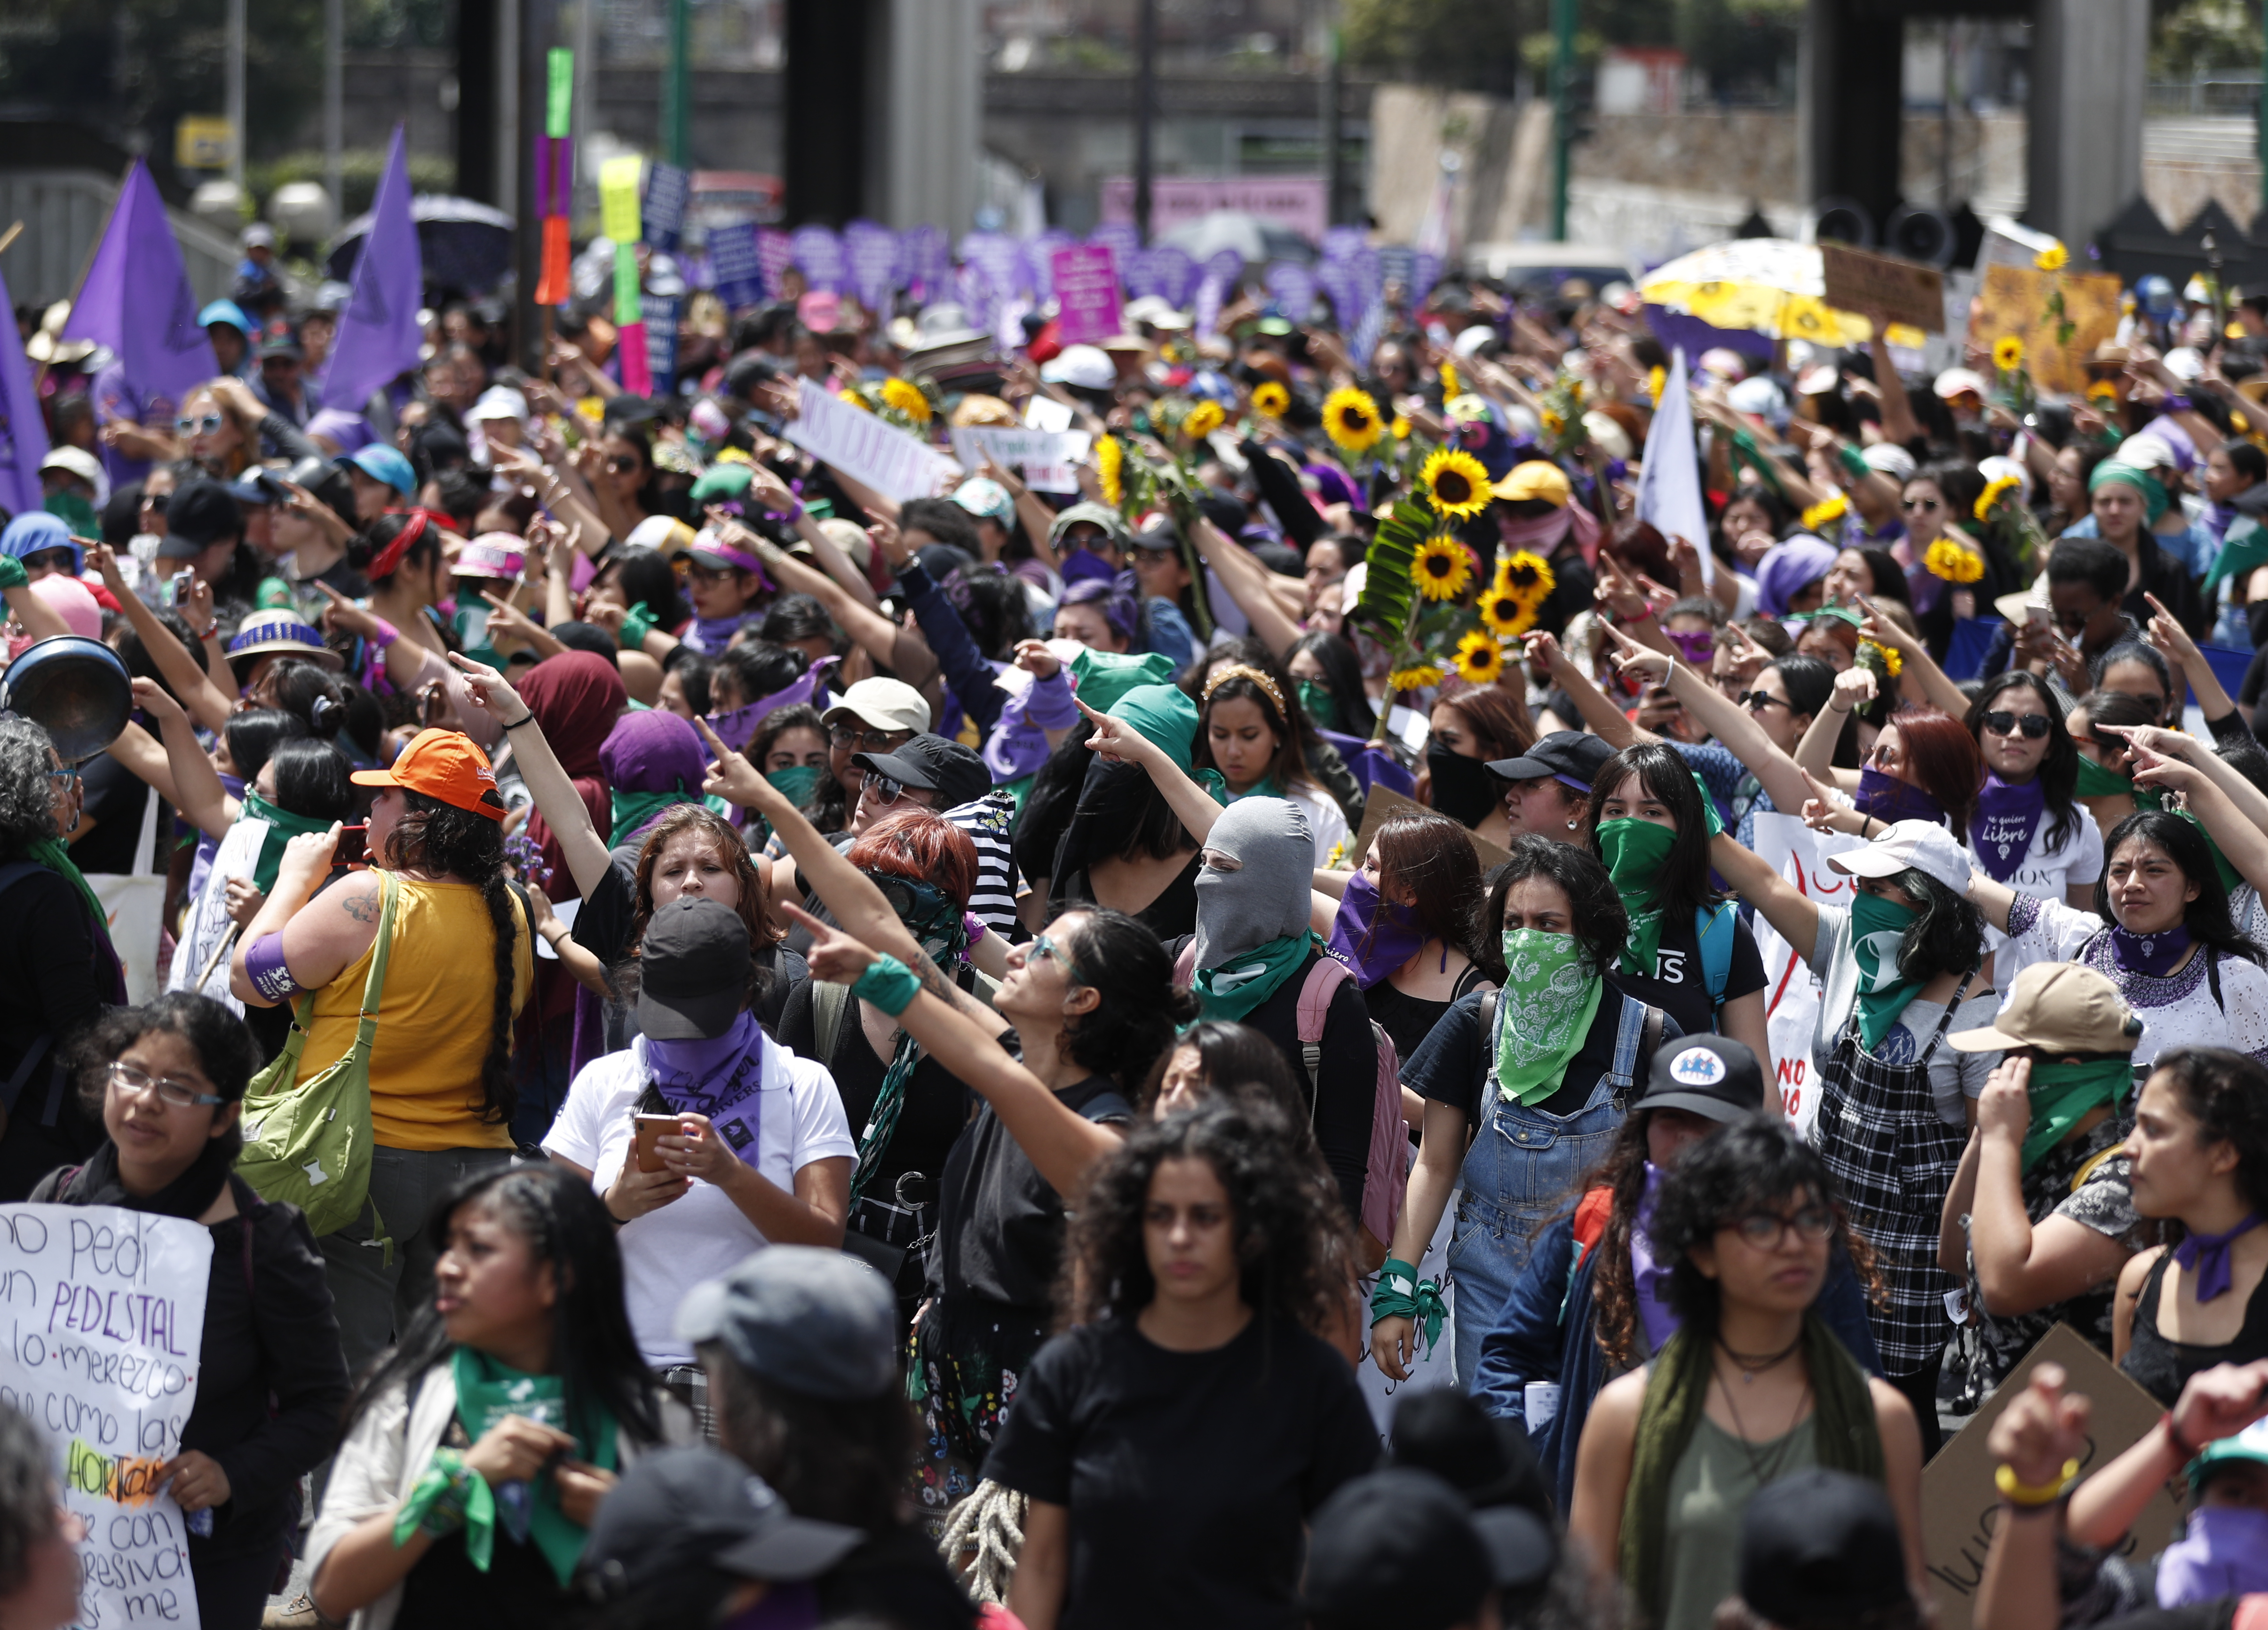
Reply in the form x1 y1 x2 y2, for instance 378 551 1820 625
675 1246 898 1401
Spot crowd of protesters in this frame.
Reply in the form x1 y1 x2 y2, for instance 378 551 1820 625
3 224 2268 1630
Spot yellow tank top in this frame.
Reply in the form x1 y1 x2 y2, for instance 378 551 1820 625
295 875 533 1151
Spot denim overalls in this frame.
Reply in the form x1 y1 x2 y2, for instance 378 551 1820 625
1446 991 1653 1383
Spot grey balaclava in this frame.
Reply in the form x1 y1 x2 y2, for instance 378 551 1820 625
1191 795 1315 970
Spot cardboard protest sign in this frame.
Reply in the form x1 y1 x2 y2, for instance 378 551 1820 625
785 379 960 503
1922 1323 2185 1630
948 427 1093 494
1352 785 1510 876
1051 243 1123 347
0 1204 212 1630
1820 245 1947 335
1745 812 1864 1139
1969 265 2122 395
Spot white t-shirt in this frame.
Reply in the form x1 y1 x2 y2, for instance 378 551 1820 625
2001 895 2268 1069
1805 902 2002 1126
1975 805 2106 975
542 1035 856 1366
1287 783 1352 868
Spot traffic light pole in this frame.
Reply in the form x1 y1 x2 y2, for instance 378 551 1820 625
1550 0 1575 240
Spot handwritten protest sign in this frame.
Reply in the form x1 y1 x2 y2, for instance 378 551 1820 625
785 379 960 503
1747 812 1863 1139
1051 244 1123 347
0 1204 211 1630
1969 264 2122 395
1820 245 1946 335
948 427 1092 494
1923 1324 2183 1630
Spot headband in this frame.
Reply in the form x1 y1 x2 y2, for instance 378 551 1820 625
364 507 454 581
1203 663 1288 721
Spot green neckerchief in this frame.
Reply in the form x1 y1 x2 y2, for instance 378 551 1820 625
1195 929 1319 1022
2073 755 2135 799
1494 928 1606 1105
2205 517 2268 595
1850 889 1926 1053
32 837 105 926
1689 771 1725 837
394 1346 619 1587
610 787 694 846
1295 679 1336 729
1598 819 1677 978
1227 774 1284 802
2021 1057 2132 1173
239 792 338 894
1619 1321 1884 1626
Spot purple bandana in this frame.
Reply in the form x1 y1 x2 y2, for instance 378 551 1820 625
2173 1211 2263 1301
2111 921 2193 978
685 611 757 655
1665 627 1715 665
644 1013 767 1167
1857 765 1948 828
1326 871 1429 989
1971 774 2046 884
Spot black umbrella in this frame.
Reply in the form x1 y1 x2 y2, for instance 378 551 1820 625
326 195 516 296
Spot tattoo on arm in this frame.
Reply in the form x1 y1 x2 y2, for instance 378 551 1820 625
911 948 990 1022
338 887 378 923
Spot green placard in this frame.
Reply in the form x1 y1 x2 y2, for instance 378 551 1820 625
614 242 643 326
546 49 574 139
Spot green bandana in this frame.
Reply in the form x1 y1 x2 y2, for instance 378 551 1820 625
1598 819 1678 978
610 786 693 846
1689 771 1724 837
2020 1056 2132 1173
1069 649 1179 715
1110 683 1204 770
1494 928 1606 1105
1295 678 1336 728
1227 774 1284 802
239 792 338 894
1194 929 1319 1022
2205 517 2268 595
1849 889 1925 1053
2073 755 2136 799
766 763 824 807
392 1347 618 1587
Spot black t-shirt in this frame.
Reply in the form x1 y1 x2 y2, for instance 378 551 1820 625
983 1314 1379 1630
1364 962 1491 1072
1403 981 1679 1124
572 849 804 1049
71 752 167 877
1605 906 1766 1044
0 867 108 1202
926 1074 1131 1311
817 1521 979 1630
1054 855 1199 943
778 976 968 1214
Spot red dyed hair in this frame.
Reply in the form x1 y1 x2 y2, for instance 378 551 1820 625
844 808 978 910
1885 708 1983 834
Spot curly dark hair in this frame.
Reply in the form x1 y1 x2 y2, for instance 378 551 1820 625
1586 741 1724 927
2095 811 2263 967
701 1343 914 1535
1055 907 1200 1098
2153 1047 2268 1216
1476 836 1629 983
1133 1018 1307 1125
1062 1100 1353 1342
383 789 520 1126
1964 672 2081 855
1576 1115 1659 1369
69 993 261 1162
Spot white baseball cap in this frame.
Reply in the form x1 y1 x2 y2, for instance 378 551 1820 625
469 386 529 424
1040 345 1115 392
821 677 931 737
1859 442 1917 483
1829 819 1971 895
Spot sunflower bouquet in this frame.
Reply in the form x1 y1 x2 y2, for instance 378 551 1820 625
1351 499 1493 738
2036 240 2076 349
1922 536 1987 585
838 375 939 435
1535 374 1591 457
1972 469 2050 575
1990 334 2037 414
1323 386 1386 457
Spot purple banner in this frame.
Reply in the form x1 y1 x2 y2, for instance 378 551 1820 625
0 263 47 516
1409 250 1442 307
1051 243 1122 347
900 224 949 304
1087 222 1140 280
1315 260 1358 325
757 229 796 301
1024 230 1074 301
1265 260 1316 319
1322 226 1368 265
1122 248 1164 301
318 126 423 414
1151 245 1197 308
842 220 901 313
709 222 766 309
960 231 1023 304
62 160 216 425
790 225 845 293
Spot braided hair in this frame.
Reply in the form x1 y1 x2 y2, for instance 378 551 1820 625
383 790 519 1126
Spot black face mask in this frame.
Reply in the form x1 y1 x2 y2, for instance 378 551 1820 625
1427 747 1501 829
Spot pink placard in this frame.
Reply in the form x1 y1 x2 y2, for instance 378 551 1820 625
1097 175 1326 244
1050 244 1123 346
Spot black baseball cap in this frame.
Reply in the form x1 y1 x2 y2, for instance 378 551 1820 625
577 1447 863 1607
1637 1035 1768 1122
1385 1390 1551 1521
675 1246 899 1401
1303 1470 1493 1630
1487 730 1616 789
1738 1469 1910 1629
635 898 750 1040
158 479 245 560
853 732 989 813
1473 1505 1559 1598
259 332 305 363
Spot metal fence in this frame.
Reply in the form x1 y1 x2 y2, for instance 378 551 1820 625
2146 71 2265 118
0 170 242 310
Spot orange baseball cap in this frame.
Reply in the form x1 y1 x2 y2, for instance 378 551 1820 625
350 728 508 820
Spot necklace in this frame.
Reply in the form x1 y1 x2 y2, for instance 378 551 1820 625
1717 1332 1803 1384
1714 1360 1814 1489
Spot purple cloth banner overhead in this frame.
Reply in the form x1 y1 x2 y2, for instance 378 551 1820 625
1265 260 1316 318
1151 245 1197 308
757 229 796 301
1317 729 1418 800
1051 244 1122 346
62 160 217 427
709 222 766 309
790 226 845 293
317 127 423 415
842 220 901 312
0 264 47 516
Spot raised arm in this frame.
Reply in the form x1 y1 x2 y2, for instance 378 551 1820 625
1965 1057 2138 1315
1795 666 1873 791
1533 629 1642 748
1191 515 1304 657
1974 1364 2090 1630
2125 737 2268 895
0 560 73 647
729 514 938 689
88 543 238 731
1856 593 1972 719
2144 591 2246 737
1965 869 2019 934
1709 830 1822 963
131 678 236 840
747 460 881 612
446 655 613 898
1072 696 1222 846
789 904 1119 1198
2066 1359 2268 1549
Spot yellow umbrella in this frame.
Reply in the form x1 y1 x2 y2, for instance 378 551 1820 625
1639 239 1875 347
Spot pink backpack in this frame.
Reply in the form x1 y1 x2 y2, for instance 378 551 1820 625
1174 945 1406 1270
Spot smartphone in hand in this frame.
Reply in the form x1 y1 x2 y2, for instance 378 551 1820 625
333 823 369 869
634 1114 680 1174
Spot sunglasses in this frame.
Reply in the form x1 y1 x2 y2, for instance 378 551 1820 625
1028 933 1085 985
865 774 931 809
1981 710 2051 740
1742 691 1791 713
606 455 640 474
1901 496 1941 512
21 550 74 573
175 413 226 436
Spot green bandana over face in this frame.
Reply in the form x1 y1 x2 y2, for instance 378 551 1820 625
1295 679 1335 726
1194 930 1318 1022
1494 928 1605 1105
1598 818 1678 977
1849 889 1924 1052
2073 755 2135 799
2021 1056 2132 1172
766 763 824 807
240 792 339 894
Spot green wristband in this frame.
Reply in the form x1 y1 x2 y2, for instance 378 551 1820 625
618 601 656 650
1838 443 1872 483
0 555 26 593
850 953 922 1017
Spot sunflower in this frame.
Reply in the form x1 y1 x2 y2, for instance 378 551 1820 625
880 376 932 425
1860 639 1903 677
2086 380 2121 408
1924 537 1985 585
1094 434 1123 507
1800 493 1849 532
1324 387 1385 453
1419 449 1493 520
2035 242 2069 272
1992 335 2025 372
1439 360 1460 400
1477 586 1528 634
1387 664 1445 692
1412 535 1473 601
1391 414 1412 440
1973 473 2022 521
1183 399 1226 440
1539 408 1566 439
1252 381 1290 419
840 389 872 411
1647 365 1666 404
1453 629 1505 684
1496 549 1555 606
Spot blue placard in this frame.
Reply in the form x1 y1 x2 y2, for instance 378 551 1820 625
709 222 766 309
642 293 681 392
642 161 690 253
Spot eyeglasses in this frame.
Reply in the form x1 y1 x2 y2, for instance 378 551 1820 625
143 493 170 516
1901 496 1941 512
1029 934 1086 985
106 1061 225 1109
830 723 911 752
21 550 74 574
1981 710 2052 740
606 455 640 474
175 413 226 436
1742 691 1791 713
47 767 80 790
1727 1205 1835 1249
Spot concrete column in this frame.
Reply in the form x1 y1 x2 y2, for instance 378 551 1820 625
2027 0 2147 249
1797 0 1903 231
873 0 980 235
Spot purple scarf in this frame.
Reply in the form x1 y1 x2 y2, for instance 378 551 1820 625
2173 1211 2263 1301
1857 765 1948 828
2112 922 2192 978
1326 872 1430 989
684 610 756 655
1971 774 2046 884
644 1012 767 1167
1631 1163 1680 1354
704 656 840 754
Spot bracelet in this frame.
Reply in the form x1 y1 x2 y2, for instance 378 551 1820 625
501 712 538 730
850 954 922 1017
1994 1457 2081 1507
369 617 399 650
190 622 219 641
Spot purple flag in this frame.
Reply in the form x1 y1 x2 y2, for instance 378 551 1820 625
0 264 47 516
1087 223 1139 281
841 220 901 313
1322 226 1368 265
319 127 423 415
62 160 216 427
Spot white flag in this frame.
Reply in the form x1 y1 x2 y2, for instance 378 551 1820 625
1635 347 1713 587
